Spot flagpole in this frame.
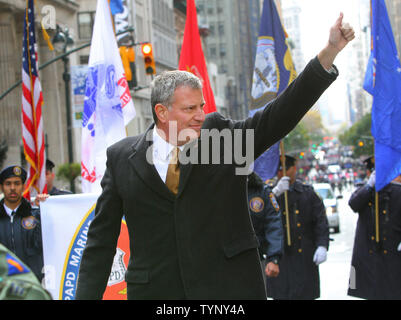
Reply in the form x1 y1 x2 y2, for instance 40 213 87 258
373 139 379 243
280 140 291 246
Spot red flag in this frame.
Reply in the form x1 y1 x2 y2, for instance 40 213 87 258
21 0 47 198
178 0 216 114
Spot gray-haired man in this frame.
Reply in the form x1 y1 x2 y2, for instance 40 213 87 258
76 15 354 300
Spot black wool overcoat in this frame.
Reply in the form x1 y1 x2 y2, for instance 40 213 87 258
266 180 329 300
348 182 401 300
75 57 337 300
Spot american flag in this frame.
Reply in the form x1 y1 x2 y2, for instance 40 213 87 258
21 0 47 198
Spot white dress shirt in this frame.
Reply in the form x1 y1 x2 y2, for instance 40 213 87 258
152 128 185 183
3 203 20 219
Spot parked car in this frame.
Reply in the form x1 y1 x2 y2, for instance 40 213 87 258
313 183 342 233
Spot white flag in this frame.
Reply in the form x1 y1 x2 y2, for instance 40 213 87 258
81 0 136 193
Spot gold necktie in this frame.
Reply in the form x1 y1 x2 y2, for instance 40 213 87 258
165 147 180 195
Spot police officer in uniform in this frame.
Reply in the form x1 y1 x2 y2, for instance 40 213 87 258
354 156 374 188
45 159 73 196
265 155 330 300
0 165 44 281
348 156 401 299
247 172 283 280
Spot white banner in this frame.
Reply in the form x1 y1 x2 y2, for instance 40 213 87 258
40 194 129 300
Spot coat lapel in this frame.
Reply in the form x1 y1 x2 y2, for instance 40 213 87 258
128 125 175 202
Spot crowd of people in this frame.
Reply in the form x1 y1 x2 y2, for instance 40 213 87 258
1 13 399 301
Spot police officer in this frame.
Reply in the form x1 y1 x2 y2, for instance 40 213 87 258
265 155 330 300
247 171 283 279
0 165 44 281
348 156 401 299
354 156 374 188
0 244 51 300
45 159 72 196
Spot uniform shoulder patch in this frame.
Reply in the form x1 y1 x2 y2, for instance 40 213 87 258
269 193 280 212
249 197 264 213
6 253 30 276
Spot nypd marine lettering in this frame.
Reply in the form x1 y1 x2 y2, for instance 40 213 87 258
62 216 93 300
68 221 91 268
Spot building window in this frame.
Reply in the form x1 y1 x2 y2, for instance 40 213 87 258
218 23 224 36
79 55 89 65
219 64 227 73
78 12 95 39
219 45 226 57
207 2 214 15
209 46 216 58
209 23 215 36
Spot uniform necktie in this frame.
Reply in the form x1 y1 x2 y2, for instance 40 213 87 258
165 147 180 195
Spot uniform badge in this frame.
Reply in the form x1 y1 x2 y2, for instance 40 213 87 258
13 166 22 176
21 216 37 230
249 197 264 212
269 193 280 212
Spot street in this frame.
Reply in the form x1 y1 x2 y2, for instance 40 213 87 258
318 185 363 300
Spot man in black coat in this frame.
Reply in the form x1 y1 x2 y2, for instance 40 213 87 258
348 156 401 299
266 155 330 300
247 172 283 279
75 16 354 300
0 166 44 281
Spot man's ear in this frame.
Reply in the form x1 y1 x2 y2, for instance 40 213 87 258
154 104 169 124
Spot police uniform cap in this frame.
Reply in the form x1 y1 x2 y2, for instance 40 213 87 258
0 165 27 184
46 159 55 172
278 154 297 171
363 155 374 171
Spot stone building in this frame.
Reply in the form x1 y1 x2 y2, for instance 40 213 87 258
0 0 79 180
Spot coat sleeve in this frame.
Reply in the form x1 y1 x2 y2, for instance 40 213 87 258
310 188 330 249
209 57 338 160
75 147 124 300
31 208 43 254
348 184 373 214
263 187 284 260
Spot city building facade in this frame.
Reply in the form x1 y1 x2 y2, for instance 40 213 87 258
196 0 263 120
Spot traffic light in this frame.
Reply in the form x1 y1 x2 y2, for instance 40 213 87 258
141 43 156 75
119 46 137 89
299 152 305 159
358 140 364 147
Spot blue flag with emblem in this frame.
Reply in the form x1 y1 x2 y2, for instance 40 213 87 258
363 0 401 191
250 0 296 181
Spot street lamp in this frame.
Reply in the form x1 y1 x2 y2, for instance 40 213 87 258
52 24 75 192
